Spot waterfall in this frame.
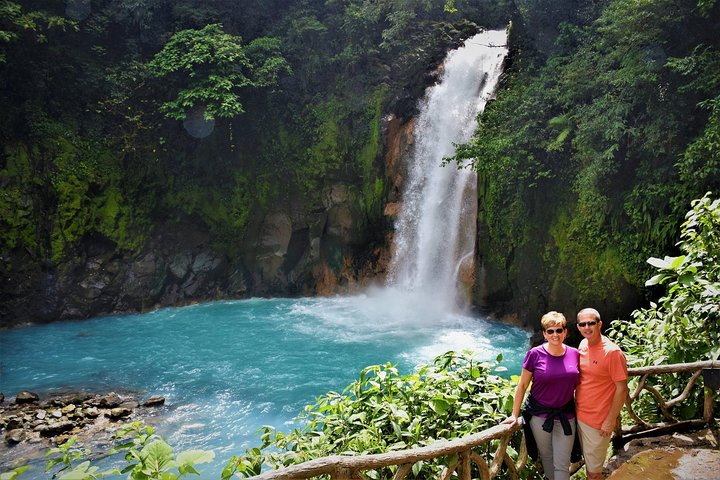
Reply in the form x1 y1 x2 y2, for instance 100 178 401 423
386 29 508 314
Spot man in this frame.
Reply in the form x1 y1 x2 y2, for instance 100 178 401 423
575 308 629 480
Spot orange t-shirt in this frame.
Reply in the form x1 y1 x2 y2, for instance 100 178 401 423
575 336 628 429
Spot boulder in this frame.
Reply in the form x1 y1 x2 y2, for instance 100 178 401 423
15 391 39 404
119 401 139 410
36 420 74 437
108 407 132 419
5 428 25 444
259 213 293 259
91 392 122 408
169 252 192 279
4 416 22 430
142 396 166 407
84 406 100 418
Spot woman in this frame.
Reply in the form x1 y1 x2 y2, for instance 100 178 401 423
501 311 580 480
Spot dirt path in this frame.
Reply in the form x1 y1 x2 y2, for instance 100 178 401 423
605 428 720 480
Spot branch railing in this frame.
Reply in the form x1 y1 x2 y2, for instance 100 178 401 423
616 359 719 445
248 360 719 480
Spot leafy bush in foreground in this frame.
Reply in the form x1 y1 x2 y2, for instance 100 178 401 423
612 193 720 366
3 422 215 480
611 193 720 422
223 351 521 479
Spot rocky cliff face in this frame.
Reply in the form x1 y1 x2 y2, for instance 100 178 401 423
470 191 645 331
0 116 418 329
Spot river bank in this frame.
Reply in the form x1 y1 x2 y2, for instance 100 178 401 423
0 389 166 472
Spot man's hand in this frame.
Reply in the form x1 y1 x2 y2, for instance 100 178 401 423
599 416 616 437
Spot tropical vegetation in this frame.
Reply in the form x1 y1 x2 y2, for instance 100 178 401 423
0 0 506 266
2 0 720 477
5 193 719 479
450 0 720 315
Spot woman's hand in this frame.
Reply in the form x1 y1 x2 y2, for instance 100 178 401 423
501 414 518 425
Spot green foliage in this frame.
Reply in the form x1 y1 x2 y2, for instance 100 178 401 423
147 24 290 120
357 87 387 223
0 466 28 480
35 422 215 480
450 0 720 311
0 1 76 63
294 97 350 199
1 126 148 264
223 352 519 479
47 133 147 262
610 194 720 424
162 169 273 244
44 436 92 479
613 193 720 366
0 144 37 252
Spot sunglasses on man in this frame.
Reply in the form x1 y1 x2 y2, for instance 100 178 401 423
577 321 598 327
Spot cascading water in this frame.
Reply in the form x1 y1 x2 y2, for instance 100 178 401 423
387 29 508 313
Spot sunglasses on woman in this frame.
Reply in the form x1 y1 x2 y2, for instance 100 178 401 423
545 328 565 335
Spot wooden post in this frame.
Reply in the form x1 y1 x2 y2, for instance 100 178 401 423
459 451 471 480
333 467 362 480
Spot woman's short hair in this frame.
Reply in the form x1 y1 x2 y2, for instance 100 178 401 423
541 311 567 330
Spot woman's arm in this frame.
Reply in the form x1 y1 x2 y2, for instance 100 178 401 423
501 368 533 424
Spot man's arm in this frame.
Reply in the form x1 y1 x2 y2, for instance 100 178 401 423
600 379 629 436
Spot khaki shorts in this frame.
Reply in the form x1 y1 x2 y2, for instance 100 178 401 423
577 419 612 473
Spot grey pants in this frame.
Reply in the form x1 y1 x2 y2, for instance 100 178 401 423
529 415 576 480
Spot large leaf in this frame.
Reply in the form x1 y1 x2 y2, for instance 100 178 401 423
647 256 672 269
176 449 215 465
429 398 450 415
58 461 99 480
140 440 175 474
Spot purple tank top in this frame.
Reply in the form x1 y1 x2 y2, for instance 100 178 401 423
523 344 580 417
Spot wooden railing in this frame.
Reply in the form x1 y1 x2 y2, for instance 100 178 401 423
248 360 719 480
616 359 719 446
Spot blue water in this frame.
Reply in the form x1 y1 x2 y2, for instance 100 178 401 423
0 294 529 478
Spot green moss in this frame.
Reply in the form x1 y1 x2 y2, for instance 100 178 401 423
0 145 38 253
547 204 629 305
0 123 150 264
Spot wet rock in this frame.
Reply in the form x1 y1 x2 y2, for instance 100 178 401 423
4 416 21 430
5 429 25 444
52 393 92 406
37 420 74 437
0 392 4 403
169 252 192 279
84 406 100 418
108 407 132 419
15 391 39 404
91 392 122 408
119 401 139 410
0 389 167 464
142 396 165 407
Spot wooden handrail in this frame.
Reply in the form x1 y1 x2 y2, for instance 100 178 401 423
249 423 523 480
247 360 719 480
